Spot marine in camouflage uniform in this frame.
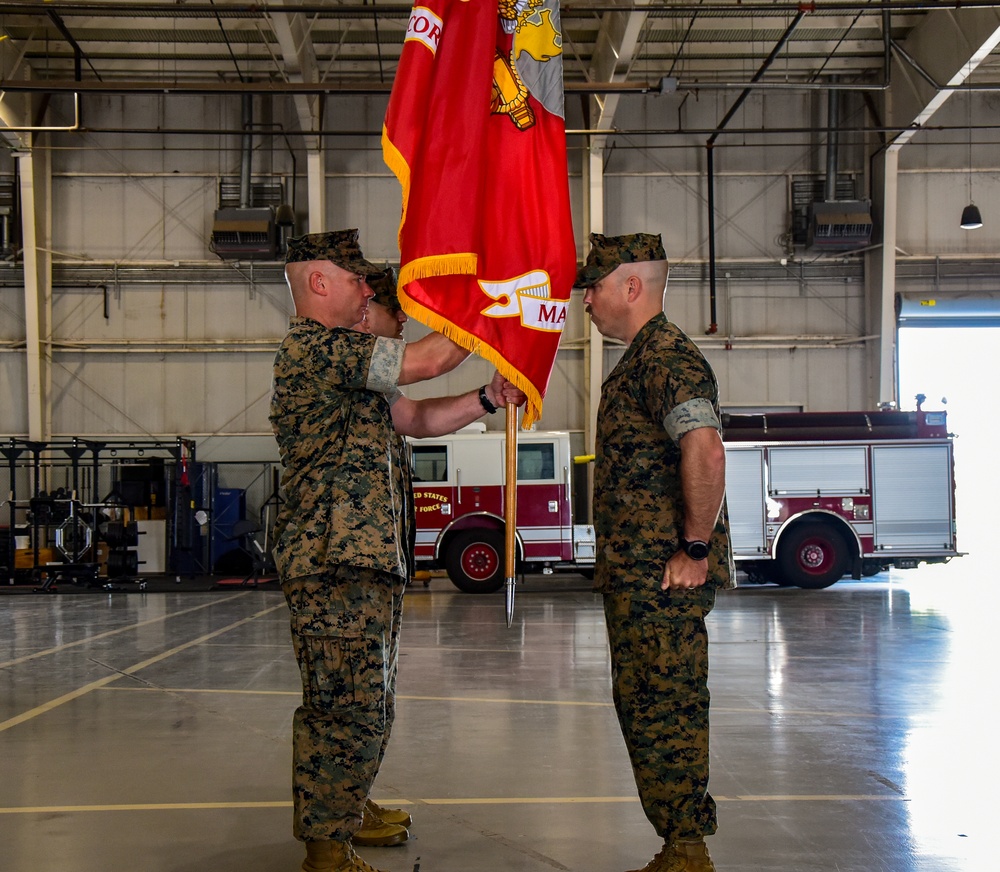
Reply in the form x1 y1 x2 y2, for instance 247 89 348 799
271 229 524 872
355 266 415 831
577 232 735 872
271 233 407 851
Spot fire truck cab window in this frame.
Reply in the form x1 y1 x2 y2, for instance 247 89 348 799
518 442 555 481
411 445 448 482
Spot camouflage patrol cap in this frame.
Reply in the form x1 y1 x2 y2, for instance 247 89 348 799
284 228 382 275
368 267 401 310
574 232 668 288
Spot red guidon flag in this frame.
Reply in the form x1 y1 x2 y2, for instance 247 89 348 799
382 0 576 429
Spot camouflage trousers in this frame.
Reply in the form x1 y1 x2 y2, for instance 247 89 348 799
603 585 718 842
281 565 406 842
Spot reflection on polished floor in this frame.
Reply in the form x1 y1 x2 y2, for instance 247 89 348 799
1 558 996 872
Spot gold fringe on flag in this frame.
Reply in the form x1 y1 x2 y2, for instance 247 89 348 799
398 253 478 288
398 287 545 429
381 125 410 250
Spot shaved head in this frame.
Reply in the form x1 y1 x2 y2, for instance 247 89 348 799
284 260 373 329
627 259 669 297
583 258 671 345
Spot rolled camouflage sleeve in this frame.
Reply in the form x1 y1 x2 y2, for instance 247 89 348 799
366 336 405 393
663 397 721 443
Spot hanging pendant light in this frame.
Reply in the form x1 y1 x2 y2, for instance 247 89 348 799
960 92 983 230
960 203 983 230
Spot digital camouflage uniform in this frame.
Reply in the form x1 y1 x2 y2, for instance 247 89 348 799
581 233 735 845
271 231 413 843
363 266 415 803
368 267 417 573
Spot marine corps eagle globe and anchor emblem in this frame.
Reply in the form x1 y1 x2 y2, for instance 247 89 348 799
492 0 563 131
481 0 569 335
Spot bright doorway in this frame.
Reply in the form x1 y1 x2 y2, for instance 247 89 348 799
897 326 999 566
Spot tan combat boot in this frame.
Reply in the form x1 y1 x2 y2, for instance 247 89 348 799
625 838 716 872
671 839 716 872
350 800 408 847
365 798 412 828
301 839 390 872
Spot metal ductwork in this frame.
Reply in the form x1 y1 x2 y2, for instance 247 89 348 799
0 180 17 256
807 200 873 251
209 95 280 260
806 85 873 252
210 207 278 260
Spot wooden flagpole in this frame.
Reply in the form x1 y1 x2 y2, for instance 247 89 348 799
504 401 518 627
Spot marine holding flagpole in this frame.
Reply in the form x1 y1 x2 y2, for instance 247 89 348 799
270 230 525 872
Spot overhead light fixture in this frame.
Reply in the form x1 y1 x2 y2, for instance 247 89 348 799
960 91 983 230
960 203 983 230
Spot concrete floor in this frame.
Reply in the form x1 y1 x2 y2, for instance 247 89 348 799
1 557 996 872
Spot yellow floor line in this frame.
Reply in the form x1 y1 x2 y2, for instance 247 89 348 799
0 603 286 734
398 694 613 707
0 794 907 815
98 687 614 706
716 795 906 802
93 687 899 720
0 802 292 814
422 795 906 804
0 592 253 669
101 686 301 696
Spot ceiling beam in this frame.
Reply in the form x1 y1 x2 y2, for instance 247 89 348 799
7 2 1000 16
587 3 651 134
0 29 37 148
0 78 667 96
267 3 328 230
267 2 323 151
888 5 1000 148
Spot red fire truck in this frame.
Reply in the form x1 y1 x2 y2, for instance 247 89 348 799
723 409 959 588
408 409 960 593
409 426 595 593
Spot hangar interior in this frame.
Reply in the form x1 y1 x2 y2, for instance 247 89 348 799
2 1 998 569
1 4 996 872
2 2 998 441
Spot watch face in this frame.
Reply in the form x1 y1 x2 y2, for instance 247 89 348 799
684 539 710 560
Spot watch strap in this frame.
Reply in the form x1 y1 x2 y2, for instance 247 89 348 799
478 385 498 414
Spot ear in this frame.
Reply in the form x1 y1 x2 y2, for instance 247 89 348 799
624 274 642 302
308 269 328 297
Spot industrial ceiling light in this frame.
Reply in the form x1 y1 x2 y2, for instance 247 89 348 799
961 92 983 230
960 203 983 230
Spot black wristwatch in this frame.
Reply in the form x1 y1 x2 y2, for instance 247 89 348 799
478 385 498 414
679 537 710 561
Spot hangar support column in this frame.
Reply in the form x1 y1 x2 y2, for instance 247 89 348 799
15 141 53 442
580 4 650 514
269 3 327 231
870 149 899 409
583 141 605 463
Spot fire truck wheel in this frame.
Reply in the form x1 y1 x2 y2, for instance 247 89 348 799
776 522 851 589
445 530 506 594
